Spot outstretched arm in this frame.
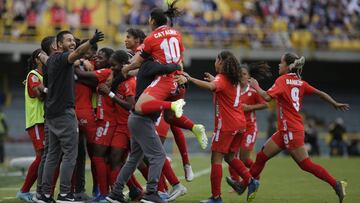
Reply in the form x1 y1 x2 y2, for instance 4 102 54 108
242 103 268 112
185 72 216 91
248 78 272 102
313 89 350 111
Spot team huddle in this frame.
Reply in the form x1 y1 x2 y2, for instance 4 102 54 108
18 1 349 203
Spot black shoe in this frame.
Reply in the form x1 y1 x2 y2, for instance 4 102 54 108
36 194 55 203
56 193 83 203
140 192 167 203
106 192 128 203
334 180 347 203
225 176 246 195
129 186 144 201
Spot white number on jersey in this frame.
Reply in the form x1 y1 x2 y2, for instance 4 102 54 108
233 84 241 107
160 37 181 63
291 87 300 111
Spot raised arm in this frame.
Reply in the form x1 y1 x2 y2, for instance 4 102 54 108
68 30 104 63
313 89 350 111
248 78 272 102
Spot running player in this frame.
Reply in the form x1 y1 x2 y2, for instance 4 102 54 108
227 62 271 189
17 49 46 202
184 51 260 203
248 53 349 202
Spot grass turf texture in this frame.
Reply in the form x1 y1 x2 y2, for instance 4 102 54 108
0 155 359 203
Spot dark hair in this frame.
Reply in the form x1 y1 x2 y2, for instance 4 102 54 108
242 61 272 81
150 0 183 27
283 53 305 78
98 47 114 60
41 36 55 55
110 50 129 91
27 48 42 74
81 39 98 52
56 30 73 45
218 51 241 85
126 28 147 44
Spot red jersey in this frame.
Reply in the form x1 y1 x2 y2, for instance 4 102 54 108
27 71 42 98
267 73 316 131
95 68 116 122
213 74 246 132
114 76 136 125
142 25 184 65
75 82 93 110
240 85 266 131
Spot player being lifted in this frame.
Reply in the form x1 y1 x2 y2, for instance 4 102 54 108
248 53 349 203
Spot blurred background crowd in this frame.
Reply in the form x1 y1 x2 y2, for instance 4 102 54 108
0 0 360 50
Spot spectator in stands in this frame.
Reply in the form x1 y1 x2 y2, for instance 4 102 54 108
25 1 38 37
305 118 320 156
67 9 80 33
78 2 99 33
329 117 348 156
13 0 27 22
50 2 66 33
0 107 8 163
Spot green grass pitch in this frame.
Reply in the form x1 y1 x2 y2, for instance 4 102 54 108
0 155 359 203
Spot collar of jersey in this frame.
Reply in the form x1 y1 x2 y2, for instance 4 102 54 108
155 25 168 31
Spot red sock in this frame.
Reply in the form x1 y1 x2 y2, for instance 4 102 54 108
167 115 194 130
21 155 41 192
298 158 337 187
162 159 180 186
110 167 120 187
158 173 167 192
92 156 109 195
139 165 148 180
171 126 190 165
245 158 254 168
51 165 60 196
140 100 172 114
228 166 240 182
211 163 222 198
250 150 269 179
229 159 252 186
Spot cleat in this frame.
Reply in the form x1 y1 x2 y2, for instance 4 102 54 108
57 192 84 203
192 124 208 150
158 191 170 201
129 187 143 201
247 178 260 203
90 194 107 202
105 192 128 203
167 183 187 201
334 180 347 203
184 164 194 182
36 194 55 203
16 191 34 203
171 99 186 118
199 196 222 203
140 192 167 203
225 176 246 195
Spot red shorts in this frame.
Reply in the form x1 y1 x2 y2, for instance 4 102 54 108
167 87 186 101
76 109 97 143
27 124 45 151
155 113 170 138
240 128 258 152
271 130 305 150
94 120 116 146
211 129 243 154
111 124 130 149
144 75 178 100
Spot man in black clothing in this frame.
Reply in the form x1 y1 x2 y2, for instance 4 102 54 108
36 29 104 203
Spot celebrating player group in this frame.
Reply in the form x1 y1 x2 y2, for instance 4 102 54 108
19 0 350 203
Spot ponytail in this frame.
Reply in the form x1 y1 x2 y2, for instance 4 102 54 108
150 0 183 27
243 61 272 81
164 0 183 27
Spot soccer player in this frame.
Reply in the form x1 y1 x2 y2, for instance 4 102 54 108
227 62 271 189
248 53 349 202
36 29 104 203
17 49 46 202
184 51 260 203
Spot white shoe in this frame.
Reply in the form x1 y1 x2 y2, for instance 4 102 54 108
184 164 194 182
167 183 187 201
171 99 186 118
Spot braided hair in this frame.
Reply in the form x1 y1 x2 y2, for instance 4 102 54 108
218 51 242 85
283 53 305 78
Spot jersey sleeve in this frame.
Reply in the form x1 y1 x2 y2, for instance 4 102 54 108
95 69 112 83
141 37 152 59
28 73 42 89
303 81 317 95
213 75 225 92
267 78 283 98
123 79 136 97
254 91 267 104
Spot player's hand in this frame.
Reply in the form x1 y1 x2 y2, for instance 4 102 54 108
89 29 104 45
83 60 94 71
98 83 110 95
122 65 130 78
334 103 350 111
174 75 188 85
242 104 251 112
204 72 215 82
248 77 259 89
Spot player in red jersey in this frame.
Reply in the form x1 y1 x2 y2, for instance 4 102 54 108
184 51 259 203
17 49 46 202
227 62 271 186
248 53 349 202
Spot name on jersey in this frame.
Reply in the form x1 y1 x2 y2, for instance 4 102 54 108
154 30 177 38
286 79 303 86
